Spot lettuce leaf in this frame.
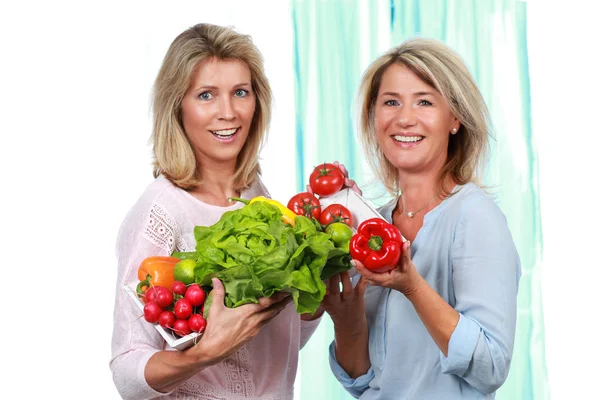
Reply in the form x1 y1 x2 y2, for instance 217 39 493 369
188 201 351 317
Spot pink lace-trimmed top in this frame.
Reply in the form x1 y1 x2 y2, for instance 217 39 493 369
110 175 320 400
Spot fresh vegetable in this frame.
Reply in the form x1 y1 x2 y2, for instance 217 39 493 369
349 218 403 273
174 259 196 285
174 298 193 320
171 251 198 260
190 201 352 317
154 286 174 308
287 192 322 220
134 274 209 339
309 163 344 197
229 196 297 226
325 222 353 250
143 301 162 323
188 314 207 333
173 319 191 336
184 284 206 307
136 256 180 295
172 281 187 296
158 311 176 329
319 204 354 227
143 287 157 304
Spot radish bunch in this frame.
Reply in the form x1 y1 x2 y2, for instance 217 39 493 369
141 281 207 337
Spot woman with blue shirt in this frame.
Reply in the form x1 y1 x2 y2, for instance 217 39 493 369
322 38 521 399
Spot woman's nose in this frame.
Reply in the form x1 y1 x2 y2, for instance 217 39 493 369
217 97 235 120
396 105 416 127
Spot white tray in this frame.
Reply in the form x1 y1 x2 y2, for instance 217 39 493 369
319 189 386 229
124 282 202 351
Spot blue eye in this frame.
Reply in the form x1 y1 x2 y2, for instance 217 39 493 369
235 89 249 97
384 99 399 106
198 91 213 100
418 99 432 106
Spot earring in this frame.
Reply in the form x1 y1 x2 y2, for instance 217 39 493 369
451 127 458 134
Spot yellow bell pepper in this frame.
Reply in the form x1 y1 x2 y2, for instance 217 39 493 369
229 196 296 226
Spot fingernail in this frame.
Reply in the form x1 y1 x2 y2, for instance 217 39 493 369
350 260 357 267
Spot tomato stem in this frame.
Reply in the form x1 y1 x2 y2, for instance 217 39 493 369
318 162 332 176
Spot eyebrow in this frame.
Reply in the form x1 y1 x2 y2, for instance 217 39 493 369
380 91 436 97
195 82 252 90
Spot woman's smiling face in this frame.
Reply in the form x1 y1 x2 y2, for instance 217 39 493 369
374 63 459 175
180 57 256 167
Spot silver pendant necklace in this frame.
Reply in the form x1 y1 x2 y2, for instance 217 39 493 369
400 194 437 218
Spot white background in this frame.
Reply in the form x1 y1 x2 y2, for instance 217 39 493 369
0 1 597 398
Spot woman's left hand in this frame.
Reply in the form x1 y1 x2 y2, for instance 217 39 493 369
306 161 362 196
353 241 424 297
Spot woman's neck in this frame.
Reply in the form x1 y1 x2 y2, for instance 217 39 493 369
397 171 455 211
189 161 240 206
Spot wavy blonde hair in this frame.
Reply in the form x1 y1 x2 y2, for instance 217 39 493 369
358 38 491 196
151 23 272 190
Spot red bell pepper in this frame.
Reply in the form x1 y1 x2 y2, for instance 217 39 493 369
349 218 403 273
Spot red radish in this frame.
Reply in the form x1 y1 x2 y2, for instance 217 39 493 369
144 287 157 304
174 298 193 320
172 281 187 296
173 319 191 336
185 284 206 307
158 311 176 329
143 301 162 323
154 286 174 308
188 314 206 333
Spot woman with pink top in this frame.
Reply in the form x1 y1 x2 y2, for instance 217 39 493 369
110 23 324 400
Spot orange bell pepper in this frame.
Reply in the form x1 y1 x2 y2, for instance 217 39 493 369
136 256 180 295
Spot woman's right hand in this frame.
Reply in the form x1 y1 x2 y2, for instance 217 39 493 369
187 278 292 365
322 271 368 332
321 271 371 378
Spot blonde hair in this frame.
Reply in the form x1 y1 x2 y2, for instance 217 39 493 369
151 23 272 190
357 38 491 196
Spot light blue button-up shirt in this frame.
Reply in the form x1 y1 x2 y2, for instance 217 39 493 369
329 183 521 399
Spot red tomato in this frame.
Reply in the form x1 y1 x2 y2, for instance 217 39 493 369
309 163 344 197
319 204 353 227
287 192 322 219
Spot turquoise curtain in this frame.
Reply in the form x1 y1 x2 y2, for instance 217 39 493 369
291 1 548 399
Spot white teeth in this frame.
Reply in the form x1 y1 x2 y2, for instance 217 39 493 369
393 135 423 143
212 128 237 137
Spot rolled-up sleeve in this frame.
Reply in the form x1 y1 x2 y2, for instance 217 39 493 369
328 341 374 398
442 196 521 394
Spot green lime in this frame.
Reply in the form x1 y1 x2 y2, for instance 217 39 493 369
325 222 353 249
174 259 196 285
